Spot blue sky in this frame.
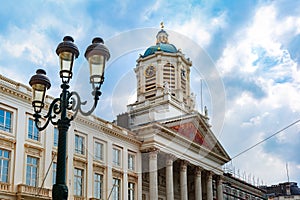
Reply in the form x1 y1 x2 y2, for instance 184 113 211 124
1 0 300 185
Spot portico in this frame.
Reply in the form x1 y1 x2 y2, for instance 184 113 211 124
132 112 230 200
140 147 227 200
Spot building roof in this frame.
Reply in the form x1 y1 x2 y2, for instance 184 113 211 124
260 182 300 197
143 43 178 57
142 24 178 57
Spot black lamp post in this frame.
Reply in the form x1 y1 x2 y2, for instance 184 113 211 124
29 36 110 200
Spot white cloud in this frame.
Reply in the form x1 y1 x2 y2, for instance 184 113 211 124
170 9 227 48
217 4 300 76
218 3 300 184
143 0 163 21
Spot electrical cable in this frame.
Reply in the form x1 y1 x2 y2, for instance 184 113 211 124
231 118 300 160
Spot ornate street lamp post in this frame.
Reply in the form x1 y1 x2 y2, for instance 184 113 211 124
29 36 110 200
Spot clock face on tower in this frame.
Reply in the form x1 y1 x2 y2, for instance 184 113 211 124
144 65 156 77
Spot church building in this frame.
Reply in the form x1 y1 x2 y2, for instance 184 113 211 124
121 24 231 200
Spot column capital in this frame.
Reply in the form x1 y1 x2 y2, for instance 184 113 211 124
206 171 213 180
143 147 160 153
166 153 177 160
166 154 176 166
180 160 189 171
195 166 203 176
216 174 223 180
149 151 158 160
216 175 223 184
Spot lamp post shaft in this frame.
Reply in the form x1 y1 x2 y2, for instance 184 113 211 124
53 83 70 200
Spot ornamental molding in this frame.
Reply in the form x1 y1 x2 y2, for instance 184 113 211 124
112 168 123 178
24 143 44 157
74 116 141 146
93 163 106 174
128 173 138 182
0 84 31 103
73 157 87 168
0 136 16 149
141 147 160 153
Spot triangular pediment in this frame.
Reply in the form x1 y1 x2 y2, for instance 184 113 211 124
170 122 210 148
161 113 231 163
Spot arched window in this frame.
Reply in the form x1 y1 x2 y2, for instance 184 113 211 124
163 63 175 96
181 68 187 103
144 65 156 99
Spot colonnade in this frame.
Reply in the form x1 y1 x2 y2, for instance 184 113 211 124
148 150 224 200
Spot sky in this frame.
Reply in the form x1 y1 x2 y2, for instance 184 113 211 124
0 0 300 186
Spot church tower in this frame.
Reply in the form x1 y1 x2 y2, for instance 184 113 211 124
127 23 196 127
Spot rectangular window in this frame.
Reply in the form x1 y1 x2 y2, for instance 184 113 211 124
112 178 120 200
94 142 103 161
75 135 84 155
74 168 84 196
0 109 12 133
52 162 57 185
28 119 39 141
94 173 103 199
128 182 135 200
112 148 121 166
128 153 135 171
53 128 58 147
0 149 10 183
26 156 38 187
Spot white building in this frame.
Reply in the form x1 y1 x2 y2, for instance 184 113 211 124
0 73 141 200
0 26 238 200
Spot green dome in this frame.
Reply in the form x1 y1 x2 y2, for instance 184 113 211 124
143 43 177 57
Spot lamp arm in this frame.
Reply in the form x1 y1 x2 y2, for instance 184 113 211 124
69 88 102 118
34 97 62 131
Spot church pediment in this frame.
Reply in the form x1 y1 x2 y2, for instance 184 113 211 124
170 122 210 148
162 113 231 163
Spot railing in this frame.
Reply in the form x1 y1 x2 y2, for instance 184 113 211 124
17 184 51 198
0 182 10 191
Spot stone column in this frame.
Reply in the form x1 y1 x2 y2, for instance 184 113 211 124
195 167 202 200
166 154 174 200
149 149 159 199
180 160 188 200
206 171 213 200
217 175 223 200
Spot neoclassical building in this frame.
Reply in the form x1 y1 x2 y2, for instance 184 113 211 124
0 26 266 200
119 26 231 200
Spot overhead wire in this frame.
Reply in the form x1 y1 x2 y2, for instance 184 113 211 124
231 118 300 160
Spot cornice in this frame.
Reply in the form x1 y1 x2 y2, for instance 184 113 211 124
223 173 266 196
74 116 141 146
0 84 31 103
